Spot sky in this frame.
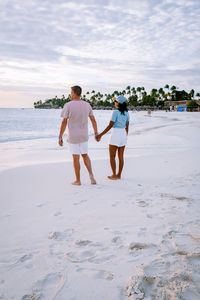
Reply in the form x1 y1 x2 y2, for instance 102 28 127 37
0 0 200 107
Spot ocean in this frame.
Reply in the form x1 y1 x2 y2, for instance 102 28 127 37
1 108 188 171
0 108 122 170
0 108 145 144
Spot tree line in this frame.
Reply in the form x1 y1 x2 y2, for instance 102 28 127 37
34 85 200 109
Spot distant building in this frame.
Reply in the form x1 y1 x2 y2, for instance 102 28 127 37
164 100 190 107
177 104 187 112
164 100 200 111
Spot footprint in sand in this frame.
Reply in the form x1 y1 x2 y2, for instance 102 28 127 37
129 242 153 251
104 227 110 231
65 250 96 263
147 214 153 218
48 229 74 241
137 200 148 207
73 199 87 206
21 292 41 300
112 236 122 244
22 272 67 300
36 201 48 208
174 196 192 201
159 193 192 203
75 240 92 247
176 250 188 256
112 201 120 207
54 211 62 217
76 267 114 281
18 254 33 263
7 253 35 270
65 247 114 264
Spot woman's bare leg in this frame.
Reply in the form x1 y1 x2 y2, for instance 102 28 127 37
108 145 118 180
117 146 125 179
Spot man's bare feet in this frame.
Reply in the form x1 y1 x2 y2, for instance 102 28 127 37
90 176 96 185
72 181 81 186
116 174 121 179
107 175 118 180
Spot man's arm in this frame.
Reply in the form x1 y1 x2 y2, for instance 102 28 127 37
58 118 67 146
126 121 129 135
89 115 98 137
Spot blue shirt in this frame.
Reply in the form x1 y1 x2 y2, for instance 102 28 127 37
111 110 130 128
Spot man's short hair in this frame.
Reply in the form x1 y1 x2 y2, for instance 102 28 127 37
71 86 82 96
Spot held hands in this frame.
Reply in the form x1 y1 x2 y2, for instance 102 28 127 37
95 134 101 142
58 137 63 146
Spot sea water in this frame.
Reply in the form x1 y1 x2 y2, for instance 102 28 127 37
0 108 146 144
0 108 115 143
0 108 183 171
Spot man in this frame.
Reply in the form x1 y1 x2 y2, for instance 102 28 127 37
58 86 98 185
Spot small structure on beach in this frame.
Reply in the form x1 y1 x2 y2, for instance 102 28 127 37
164 100 200 111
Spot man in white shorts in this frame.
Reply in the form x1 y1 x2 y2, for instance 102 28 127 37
58 86 98 185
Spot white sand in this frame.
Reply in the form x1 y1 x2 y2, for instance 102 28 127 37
0 112 200 299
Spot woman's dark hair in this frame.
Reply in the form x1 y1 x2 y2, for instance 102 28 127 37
118 102 128 114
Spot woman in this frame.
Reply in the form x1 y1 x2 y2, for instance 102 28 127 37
96 95 130 180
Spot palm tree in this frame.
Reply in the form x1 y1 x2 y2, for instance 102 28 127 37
196 92 200 100
164 84 170 99
131 87 136 95
113 90 119 97
151 88 157 96
170 85 177 100
189 89 195 100
122 90 126 95
136 87 142 101
158 88 165 100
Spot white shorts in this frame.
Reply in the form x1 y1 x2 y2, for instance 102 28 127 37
69 142 88 155
109 128 127 147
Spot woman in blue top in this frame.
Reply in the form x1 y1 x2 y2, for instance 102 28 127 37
96 95 130 180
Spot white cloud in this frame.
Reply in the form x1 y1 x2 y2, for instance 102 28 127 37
0 0 200 107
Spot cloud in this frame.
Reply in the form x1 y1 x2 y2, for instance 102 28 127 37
0 0 200 107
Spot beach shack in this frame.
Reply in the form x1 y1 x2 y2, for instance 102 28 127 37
177 104 187 112
164 100 189 111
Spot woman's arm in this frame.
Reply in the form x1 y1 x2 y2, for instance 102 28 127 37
97 121 114 141
126 121 129 135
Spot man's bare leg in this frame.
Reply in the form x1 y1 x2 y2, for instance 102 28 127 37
72 154 81 185
116 146 125 179
108 145 118 180
82 154 96 184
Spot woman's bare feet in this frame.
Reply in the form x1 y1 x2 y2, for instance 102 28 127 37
116 174 121 179
72 180 81 186
90 176 96 185
107 175 118 180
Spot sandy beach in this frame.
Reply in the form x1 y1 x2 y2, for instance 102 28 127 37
0 111 200 299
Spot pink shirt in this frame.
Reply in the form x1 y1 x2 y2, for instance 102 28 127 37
61 100 93 144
